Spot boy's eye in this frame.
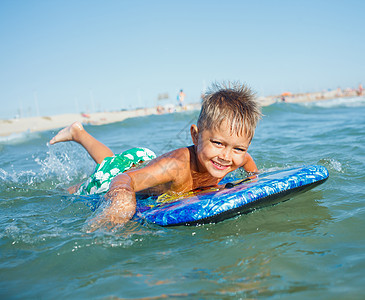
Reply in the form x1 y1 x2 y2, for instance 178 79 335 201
235 148 246 153
212 140 222 146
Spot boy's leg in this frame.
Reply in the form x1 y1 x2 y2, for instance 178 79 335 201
67 183 82 194
50 121 114 164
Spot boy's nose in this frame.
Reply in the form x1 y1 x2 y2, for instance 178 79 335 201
219 149 232 162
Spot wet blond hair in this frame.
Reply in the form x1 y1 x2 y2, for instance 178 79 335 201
197 82 262 141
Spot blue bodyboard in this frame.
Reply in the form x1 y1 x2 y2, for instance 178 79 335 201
135 165 329 226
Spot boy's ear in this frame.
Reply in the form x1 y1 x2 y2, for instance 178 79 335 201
190 124 199 145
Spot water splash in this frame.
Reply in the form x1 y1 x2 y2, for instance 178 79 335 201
0 142 94 193
35 144 79 183
318 158 343 173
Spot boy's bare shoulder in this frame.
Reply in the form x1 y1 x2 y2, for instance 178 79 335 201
157 147 191 167
158 147 193 177
125 147 193 193
146 147 193 192
166 146 190 159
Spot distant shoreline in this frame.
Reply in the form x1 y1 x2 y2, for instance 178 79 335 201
0 103 200 137
0 89 362 137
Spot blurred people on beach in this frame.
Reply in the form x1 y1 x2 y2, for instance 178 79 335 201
357 84 363 96
177 89 186 107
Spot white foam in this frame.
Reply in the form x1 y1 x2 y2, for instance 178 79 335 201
35 143 94 184
318 158 343 173
0 167 37 184
0 130 42 145
301 96 365 109
0 143 94 190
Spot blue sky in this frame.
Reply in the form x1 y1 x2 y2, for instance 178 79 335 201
0 0 364 119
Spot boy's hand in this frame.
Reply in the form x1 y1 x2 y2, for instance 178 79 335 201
87 188 136 232
243 153 259 174
104 188 136 223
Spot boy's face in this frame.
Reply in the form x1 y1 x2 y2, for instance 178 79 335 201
190 121 251 179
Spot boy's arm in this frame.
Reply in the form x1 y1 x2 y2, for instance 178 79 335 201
242 153 259 174
97 149 187 225
111 148 186 192
101 173 136 224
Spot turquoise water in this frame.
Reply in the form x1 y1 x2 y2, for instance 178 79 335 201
1 97 364 299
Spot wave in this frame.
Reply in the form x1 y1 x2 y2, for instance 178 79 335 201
299 96 365 108
263 96 365 113
0 130 44 145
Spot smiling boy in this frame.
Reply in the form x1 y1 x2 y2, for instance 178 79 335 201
50 82 262 225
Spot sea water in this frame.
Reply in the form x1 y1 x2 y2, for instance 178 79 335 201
0 97 364 299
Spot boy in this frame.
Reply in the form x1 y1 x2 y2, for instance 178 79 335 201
50 82 262 225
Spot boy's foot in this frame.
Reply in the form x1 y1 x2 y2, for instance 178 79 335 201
49 121 83 145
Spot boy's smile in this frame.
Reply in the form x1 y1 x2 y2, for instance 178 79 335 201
191 121 251 179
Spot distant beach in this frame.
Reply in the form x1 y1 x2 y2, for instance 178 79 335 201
0 88 362 137
0 103 198 137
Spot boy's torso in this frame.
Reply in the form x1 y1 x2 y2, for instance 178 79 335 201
137 146 221 197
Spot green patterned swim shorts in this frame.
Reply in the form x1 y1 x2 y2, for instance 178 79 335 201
75 147 156 195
